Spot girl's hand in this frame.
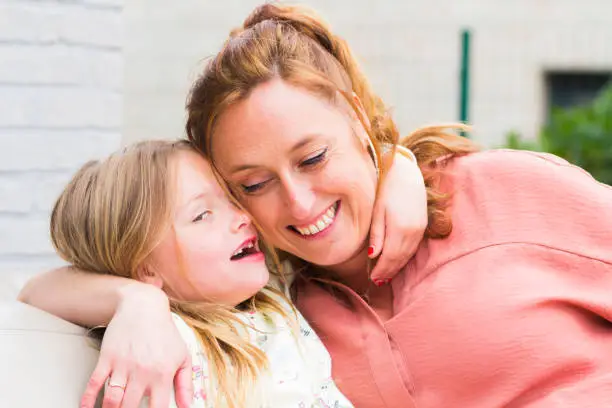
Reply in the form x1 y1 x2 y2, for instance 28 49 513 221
369 147 427 284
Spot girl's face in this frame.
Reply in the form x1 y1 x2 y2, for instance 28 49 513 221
211 79 378 270
147 150 269 306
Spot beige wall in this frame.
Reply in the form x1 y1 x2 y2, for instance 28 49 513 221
123 0 612 147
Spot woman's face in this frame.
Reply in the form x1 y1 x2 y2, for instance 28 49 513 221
147 150 269 306
211 79 378 269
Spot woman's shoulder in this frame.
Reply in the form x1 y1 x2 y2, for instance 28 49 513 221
446 148 607 206
452 149 580 181
438 149 612 261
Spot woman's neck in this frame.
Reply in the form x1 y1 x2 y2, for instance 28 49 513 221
324 246 371 294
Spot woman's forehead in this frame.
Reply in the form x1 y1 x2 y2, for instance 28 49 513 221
211 80 352 164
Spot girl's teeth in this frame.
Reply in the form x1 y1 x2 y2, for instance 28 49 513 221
316 220 325 230
233 240 255 257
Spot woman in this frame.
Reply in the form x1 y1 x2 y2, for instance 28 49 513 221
22 3 612 408
47 139 354 407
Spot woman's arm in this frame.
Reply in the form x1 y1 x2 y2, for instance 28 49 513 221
18 268 194 408
18 266 160 327
368 147 427 283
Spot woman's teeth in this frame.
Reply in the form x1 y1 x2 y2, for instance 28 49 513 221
295 203 337 236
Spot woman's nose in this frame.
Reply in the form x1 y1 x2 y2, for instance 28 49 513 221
282 177 316 221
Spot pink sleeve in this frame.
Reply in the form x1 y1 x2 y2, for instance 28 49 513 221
419 243 612 406
414 150 612 405
522 374 612 408
445 151 612 404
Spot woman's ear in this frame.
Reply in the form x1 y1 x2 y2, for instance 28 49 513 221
350 92 375 152
351 92 372 131
351 92 380 175
135 264 164 289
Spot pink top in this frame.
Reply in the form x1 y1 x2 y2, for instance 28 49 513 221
295 150 612 407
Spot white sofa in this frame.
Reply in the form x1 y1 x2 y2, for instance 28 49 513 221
0 272 101 407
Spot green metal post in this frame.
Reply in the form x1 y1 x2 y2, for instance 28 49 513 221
459 29 471 134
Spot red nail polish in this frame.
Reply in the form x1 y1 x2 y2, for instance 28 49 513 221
368 245 374 256
372 279 383 287
384 278 392 284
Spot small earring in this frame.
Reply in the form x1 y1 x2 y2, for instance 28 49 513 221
365 137 380 179
396 145 417 162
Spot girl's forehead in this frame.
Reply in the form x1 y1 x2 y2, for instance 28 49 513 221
172 151 220 197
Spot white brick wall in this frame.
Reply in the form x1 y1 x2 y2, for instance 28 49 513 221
122 0 612 147
0 0 124 288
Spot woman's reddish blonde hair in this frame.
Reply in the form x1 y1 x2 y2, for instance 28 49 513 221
186 3 479 241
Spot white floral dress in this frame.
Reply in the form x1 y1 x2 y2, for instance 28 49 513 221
170 295 353 408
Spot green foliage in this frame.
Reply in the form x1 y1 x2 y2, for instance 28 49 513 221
504 130 542 151
503 83 612 185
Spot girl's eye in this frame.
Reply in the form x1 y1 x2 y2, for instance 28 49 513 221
301 148 327 167
241 179 270 194
192 211 211 223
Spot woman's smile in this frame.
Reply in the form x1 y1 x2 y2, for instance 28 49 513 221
289 200 340 239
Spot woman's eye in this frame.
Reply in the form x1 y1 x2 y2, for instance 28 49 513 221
241 179 270 194
301 148 327 167
192 211 211 223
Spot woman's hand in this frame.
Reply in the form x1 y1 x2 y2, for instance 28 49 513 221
369 147 427 284
81 284 193 408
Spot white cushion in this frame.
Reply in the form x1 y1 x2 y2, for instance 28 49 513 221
0 299 102 407
0 269 101 407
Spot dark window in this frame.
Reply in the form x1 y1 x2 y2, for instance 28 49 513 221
546 72 611 119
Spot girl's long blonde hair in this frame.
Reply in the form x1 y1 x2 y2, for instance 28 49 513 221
50 140 289 407
185 3 479 254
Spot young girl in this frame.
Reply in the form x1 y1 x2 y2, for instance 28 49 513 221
50 140 354 407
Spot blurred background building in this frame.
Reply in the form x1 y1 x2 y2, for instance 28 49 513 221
1 0 611 286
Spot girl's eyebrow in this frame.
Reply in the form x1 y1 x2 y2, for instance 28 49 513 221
179 191 209 211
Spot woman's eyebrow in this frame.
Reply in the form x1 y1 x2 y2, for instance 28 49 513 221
229 163 259 174
228 134 323 174
289 134 320 153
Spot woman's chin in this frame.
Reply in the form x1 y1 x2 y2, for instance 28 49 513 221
275 231 366 269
